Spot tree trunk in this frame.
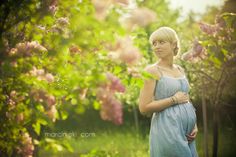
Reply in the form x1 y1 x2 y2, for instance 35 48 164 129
212 103 219 157
201 79 209 157
133 105 139 134
212 67 227 157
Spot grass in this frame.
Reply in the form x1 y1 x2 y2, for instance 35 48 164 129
39 126 236 157
39 128 150 157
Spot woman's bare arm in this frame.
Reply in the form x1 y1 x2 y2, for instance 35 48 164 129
139 78 174 115
138 66 175 115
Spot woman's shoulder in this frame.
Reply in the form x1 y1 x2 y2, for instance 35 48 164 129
144 64 156 73
144 63 160 80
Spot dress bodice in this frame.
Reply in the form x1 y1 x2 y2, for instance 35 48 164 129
154 75 190 100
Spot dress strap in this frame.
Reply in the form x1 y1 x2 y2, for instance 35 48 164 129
156 65 163 77
153 80 158 96
176 65 185 75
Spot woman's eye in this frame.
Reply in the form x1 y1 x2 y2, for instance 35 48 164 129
152 40 165 46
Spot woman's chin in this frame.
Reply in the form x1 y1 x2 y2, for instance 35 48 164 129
156 54 165 58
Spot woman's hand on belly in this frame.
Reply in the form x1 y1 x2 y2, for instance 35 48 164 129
186 124 198 143
173 91 189 104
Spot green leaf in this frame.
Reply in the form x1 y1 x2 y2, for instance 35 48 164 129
51 143 64 152
33 122 41 135
93 100 100 110
36 104 45 112
113 66 122 74
134 78 144 88
141 70 158 80
62 141 74 153
71 98 77 105
38 118 48 125
75 106 85 114
60 110 68 120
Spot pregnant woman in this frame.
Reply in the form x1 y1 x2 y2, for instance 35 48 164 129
139 27 198 157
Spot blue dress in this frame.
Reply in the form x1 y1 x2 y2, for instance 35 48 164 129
149 70 198 157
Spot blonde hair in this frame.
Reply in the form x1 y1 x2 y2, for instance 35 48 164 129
149 27 180 56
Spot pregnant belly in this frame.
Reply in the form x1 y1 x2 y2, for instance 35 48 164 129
158 102 197 134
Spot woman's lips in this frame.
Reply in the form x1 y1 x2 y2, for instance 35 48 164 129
156 50 162 53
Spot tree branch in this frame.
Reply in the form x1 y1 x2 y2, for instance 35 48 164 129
188 69 217 83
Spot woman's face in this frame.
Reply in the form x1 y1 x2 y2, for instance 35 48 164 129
152 40 175 58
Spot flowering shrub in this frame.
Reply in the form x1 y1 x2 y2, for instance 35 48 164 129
96 73 125 125
0 0 149 155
